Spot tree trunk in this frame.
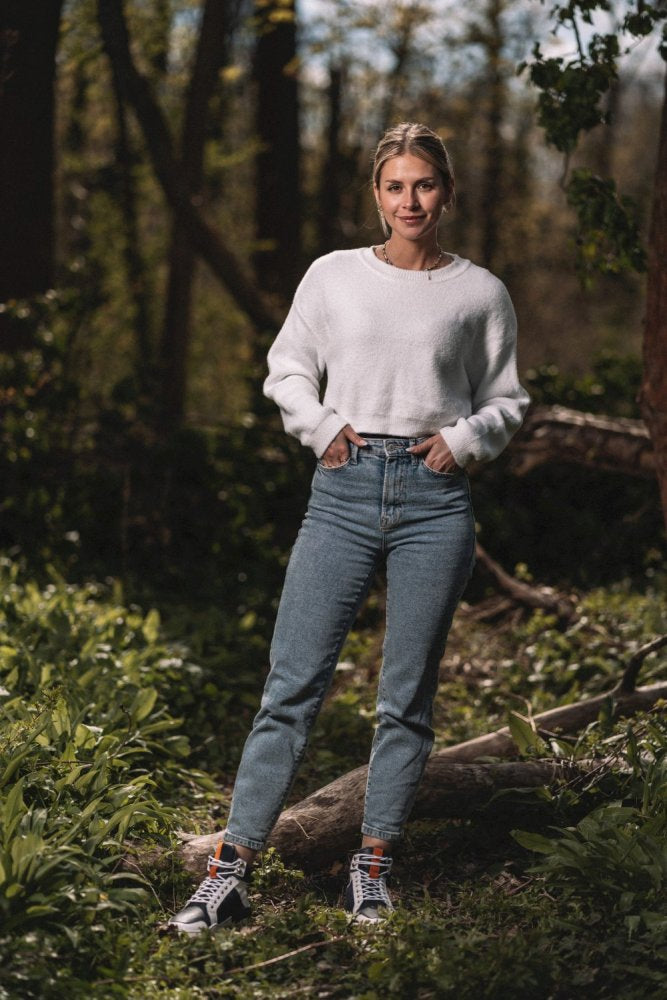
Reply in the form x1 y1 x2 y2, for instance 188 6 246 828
639 65 667 528
108 53 152 381
316 64 343 255
252 0 301 298
0 0 63 302
97 0 281 335
508 404 655 478
181 759 592 874
478 0 504 270
158 0 240 425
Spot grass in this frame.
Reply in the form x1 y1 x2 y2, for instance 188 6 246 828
0 559 666 999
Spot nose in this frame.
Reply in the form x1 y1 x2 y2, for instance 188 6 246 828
402 190 419 209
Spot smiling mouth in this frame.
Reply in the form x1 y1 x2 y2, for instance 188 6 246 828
399 216 425 222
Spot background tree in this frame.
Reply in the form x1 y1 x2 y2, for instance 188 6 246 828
158 0 243 424
522 0 667 524
251 0 302 298
0 0 64 305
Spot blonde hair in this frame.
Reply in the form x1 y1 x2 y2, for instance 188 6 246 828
372 122 455 236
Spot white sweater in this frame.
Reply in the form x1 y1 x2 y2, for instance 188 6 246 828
264 247 530 465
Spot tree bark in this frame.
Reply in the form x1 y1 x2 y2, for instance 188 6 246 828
252 0 301 298
478 0 504 270
639 65 667 528
0 0 63 302
180 758 594 873
108 51 152 380
97 0 281 336
508 404 655 479
178 678 667 872
316 64 343 255
158 0 241 424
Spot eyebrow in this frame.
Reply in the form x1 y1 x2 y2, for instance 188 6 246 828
382 176 437 184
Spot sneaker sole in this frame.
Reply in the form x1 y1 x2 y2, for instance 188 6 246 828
168 914 249 936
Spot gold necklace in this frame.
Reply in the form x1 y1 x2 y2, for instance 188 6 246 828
381 242 444 280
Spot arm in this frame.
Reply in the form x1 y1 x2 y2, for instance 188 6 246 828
263 267 347 458
438 284 530 468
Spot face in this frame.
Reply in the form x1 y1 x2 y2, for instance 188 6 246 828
374 152 448 242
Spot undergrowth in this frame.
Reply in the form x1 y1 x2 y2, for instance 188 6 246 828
0 559 666 998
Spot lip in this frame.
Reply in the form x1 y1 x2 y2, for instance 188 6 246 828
398 215 426 223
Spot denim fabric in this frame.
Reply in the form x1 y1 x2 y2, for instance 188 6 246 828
225 437 476 849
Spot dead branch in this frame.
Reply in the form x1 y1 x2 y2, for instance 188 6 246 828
437 681 667 763
617 635 667 694
475 543 576 622
508 405 655 479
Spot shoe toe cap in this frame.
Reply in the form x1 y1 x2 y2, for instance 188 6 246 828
168 903 209 932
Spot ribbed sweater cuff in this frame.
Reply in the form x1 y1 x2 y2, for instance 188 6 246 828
310 413 348 458
439 424 475 468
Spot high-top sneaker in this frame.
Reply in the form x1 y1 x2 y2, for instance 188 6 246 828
344 847 394 923
168 841 251 935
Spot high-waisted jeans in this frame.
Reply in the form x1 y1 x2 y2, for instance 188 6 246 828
225 436 476 848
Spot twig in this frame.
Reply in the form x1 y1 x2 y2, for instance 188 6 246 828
475 542 575 621
92 935 348 988
221 934 347 977
616 635 667 694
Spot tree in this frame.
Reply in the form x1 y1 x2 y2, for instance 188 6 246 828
523 0 667 526
158 0 243 424
0 1 64 303
96 1 281 340
251 0 302 298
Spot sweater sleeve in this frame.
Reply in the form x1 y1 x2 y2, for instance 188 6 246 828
263 264 347 458
439 282 530 467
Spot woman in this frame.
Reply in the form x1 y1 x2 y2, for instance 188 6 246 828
169 122 530 933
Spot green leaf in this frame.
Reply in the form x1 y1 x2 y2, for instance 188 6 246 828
129 686 158 723
508 711 546 756
511 830 555 855
142 609 160 643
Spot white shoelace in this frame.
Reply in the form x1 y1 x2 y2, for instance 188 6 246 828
351 852 393 907
187 853 246 905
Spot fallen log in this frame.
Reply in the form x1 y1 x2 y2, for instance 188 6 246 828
180 758 591 873
508 404 655 479
179 675 667 873
433 679 667 764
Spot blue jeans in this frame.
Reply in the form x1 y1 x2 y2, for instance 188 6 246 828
225 437 476 849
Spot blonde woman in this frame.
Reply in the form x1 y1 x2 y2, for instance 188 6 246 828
170 122 530 932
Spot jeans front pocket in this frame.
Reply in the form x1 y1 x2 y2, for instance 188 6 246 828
419 459 464 479
316 442 359 472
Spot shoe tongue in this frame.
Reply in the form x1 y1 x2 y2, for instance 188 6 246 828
220 842 240 863
208 841 243 878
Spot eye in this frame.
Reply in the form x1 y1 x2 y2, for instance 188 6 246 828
419 182 434 190
387 184 401 192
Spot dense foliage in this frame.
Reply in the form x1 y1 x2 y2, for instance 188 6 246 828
0 562 665 999
1 2 666 996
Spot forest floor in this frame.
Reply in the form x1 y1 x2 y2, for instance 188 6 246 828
1 563 666 999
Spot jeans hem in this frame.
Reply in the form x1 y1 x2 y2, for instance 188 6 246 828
224 831 265 851
361 823 402 842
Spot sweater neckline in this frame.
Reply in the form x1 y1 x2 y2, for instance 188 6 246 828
358 245 471 283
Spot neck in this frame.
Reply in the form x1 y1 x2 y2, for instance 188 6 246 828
384 236 441 271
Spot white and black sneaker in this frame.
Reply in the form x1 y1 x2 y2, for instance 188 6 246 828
344 847 394 923
168 841 251 935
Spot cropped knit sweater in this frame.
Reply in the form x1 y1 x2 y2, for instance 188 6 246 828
264 247 530 466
